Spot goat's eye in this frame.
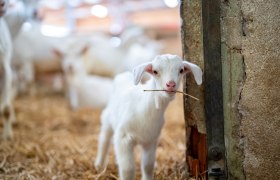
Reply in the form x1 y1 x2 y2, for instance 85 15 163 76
153 70 158 75
179 69 184 74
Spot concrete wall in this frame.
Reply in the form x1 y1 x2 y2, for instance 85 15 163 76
240 0 280 179
221 0 245 179
181 0 280 179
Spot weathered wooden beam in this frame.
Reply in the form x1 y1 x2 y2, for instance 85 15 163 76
202 0 226 179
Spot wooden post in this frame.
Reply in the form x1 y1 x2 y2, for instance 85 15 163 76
202 0 226 179
180 0 207 178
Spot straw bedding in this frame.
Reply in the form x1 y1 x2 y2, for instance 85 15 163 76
0 90 189 179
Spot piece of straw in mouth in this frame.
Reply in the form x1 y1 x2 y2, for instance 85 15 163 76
143 89 199 101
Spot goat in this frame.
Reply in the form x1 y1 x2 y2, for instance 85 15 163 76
57 45 113 110
0 0 15 140
3 0 41 94
80 27 162 77
12 24 64 94
94 54 202 180
4 0 39 40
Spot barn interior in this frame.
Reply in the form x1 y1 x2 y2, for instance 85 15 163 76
0 0 191 179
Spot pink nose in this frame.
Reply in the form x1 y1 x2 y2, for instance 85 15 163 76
166 81 176 88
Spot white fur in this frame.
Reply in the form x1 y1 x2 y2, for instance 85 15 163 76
59 46 113 110
12 24 64 93
80 27 162 77
0 0 16 140
94 54 202 180
4 0 52 94
4 0 39 40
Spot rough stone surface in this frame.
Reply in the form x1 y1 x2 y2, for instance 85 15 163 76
240 0 280 179
182 0 280 179
221 0 246 179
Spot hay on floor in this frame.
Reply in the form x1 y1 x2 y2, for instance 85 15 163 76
0 92 188 179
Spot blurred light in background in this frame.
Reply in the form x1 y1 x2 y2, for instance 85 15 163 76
84 0 101 4
37 0 181 39
163 0 179 8
41 24 70 37
90 4 108 18
68 0 82 7
39 0 63 10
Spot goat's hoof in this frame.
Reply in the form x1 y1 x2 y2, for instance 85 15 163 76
3 132 13 141
94 160 105 173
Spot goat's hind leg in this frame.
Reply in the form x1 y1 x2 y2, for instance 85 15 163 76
94 117 113 171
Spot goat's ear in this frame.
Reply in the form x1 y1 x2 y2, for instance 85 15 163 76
133 62 153 85
183 61 203 85
52 48 64 60
79 44 90 56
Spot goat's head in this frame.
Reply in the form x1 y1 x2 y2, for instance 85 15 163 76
0 0 9 17
133 54 202 97
53 44 89 76
21 0 41 21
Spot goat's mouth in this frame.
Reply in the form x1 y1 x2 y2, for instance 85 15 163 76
165 90 176 95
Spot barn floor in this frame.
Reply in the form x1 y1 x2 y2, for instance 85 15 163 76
0 87 189 179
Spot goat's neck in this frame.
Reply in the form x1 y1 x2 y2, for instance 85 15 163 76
145 80 171 111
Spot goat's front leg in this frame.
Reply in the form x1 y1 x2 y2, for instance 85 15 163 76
68 86 79 110
2 111 13 140
114 131 136 180
1 60 15 140
16 62 34 95
141 142 157 180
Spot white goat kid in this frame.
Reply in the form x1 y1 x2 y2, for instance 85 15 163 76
94 54 202 180
58 46 113 110
0 0 15 140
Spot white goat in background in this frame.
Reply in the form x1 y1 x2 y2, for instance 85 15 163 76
57 45 113 110
12 25 63 93
81 27 162 77
3 0 44 94
94 54 202 180
4 0 39 40
4 0 62 94
0 0 15 140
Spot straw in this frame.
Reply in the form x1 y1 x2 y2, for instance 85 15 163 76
143 89 199 101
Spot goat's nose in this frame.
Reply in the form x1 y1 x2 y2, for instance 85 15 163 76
166 81 176 88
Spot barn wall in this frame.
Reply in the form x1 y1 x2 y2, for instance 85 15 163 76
239 0 280 179
181 0 280 179
220 0 245 179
